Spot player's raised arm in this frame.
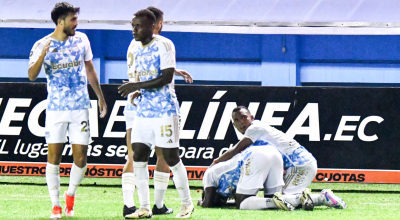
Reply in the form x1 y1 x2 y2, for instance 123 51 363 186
85 60 107 118
28 39 51 81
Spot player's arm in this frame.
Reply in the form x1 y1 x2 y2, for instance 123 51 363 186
201 187 217 208
175 69 193 83
211 138 253 167
28 40 51 81
118 68 174 97
85 60 107 118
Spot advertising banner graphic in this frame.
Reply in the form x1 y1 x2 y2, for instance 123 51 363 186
0 83 399 183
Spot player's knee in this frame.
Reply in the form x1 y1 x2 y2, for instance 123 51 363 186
132 144 150 162
74 160 87 168
47 155 62 165
164 157 180 167
161 148 180 166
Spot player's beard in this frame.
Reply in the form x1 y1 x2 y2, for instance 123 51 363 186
63 25 76 36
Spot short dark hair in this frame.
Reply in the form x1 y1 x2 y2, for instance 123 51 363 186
232 106 250 113
147 6 164 22
51 2 80 25
134 9 156 24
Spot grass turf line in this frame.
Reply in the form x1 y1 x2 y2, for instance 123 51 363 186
1 176 400 219
1 175 400 193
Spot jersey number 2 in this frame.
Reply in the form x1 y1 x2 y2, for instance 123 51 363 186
81 121 89 132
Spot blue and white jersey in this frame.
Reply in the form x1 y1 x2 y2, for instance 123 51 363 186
124 39 140 114
29 32 93 111
244 120 316 170
129 35 179 118
203 154 241 198
203 144 269 198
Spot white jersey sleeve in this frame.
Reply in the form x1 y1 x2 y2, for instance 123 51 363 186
126 40 138 82
244 123 266 143
79 33 93 61
159 38 176 70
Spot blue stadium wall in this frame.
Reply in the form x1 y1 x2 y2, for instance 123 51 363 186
1 27 400 86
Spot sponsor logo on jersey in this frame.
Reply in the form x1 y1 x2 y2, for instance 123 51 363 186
51 60 82 70
137 69 158 77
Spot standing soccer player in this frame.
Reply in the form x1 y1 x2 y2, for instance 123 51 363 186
121 6 193 218
118 9 194 219
28 2 107 219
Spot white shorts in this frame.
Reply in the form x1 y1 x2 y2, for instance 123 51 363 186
45 109 92 145
124 110 136 130
131 115 180 148
123 109 152 149
236 145 284 195
282 160 318 195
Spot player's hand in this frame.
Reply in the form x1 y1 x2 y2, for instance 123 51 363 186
98 98 107 118
41 40 52 56
118 80 140 98
130 90 141 106
175 69 193 83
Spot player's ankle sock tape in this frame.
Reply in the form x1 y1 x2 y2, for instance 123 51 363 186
46 162 60 174
154 171 169 190
122 172 136 191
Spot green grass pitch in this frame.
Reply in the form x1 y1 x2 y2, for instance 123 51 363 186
1 176 400 219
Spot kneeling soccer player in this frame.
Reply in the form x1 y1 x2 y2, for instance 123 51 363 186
199 144 347 210
200 144 294 210
207 106 347 210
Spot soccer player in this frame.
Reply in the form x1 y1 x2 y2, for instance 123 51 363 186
201 143 295 210
210 106 346 210
122 6 193 218
118 9 193 218
28 2 107 219
199 144 347 210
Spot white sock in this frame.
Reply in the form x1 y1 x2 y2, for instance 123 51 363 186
122 172 136 208
46 162 61 208
240 196 277 210
282 194 301 207
154 171 169 209
170 160 192 206
311 194 326 206
133 161 150 210
67 163 87 197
